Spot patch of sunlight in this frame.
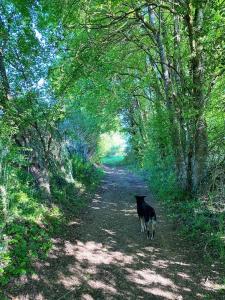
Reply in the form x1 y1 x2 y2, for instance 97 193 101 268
16 191 29 203
126 268 179 288
34 29 43 41
102 229 116 236
73 240 133 266
81 294 94 300
220 235 225 242
120 208 136 216
142 287 183 300
68 220 81 226
59 274 81 289
88 280 117 294
74 179 86 192
126 268 183 300
170 261 190 267
177 272 191 280
37 78 45 87
202 278 225 291
152 259 169 269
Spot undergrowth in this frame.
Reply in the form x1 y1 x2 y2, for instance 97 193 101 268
0 157 103 292
101 155 125 166
146 165 225 262
0 184 57 287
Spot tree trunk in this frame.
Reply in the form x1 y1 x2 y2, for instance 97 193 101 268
193 118 208 189
185 1 208 191
0 48 12 103
148 6 186 189
30 164 52 201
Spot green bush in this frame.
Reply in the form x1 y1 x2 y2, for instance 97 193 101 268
4 220 51 279
71 155 103 188
50 155 103 214
0 152 102 287
146 165 225 260
0 188 53 286
173 198 225 260
50 176 87 213
139 145 225 261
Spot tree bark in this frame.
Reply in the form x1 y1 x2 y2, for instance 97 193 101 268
147 5 186 189
30 164 52 201
185 1 208 191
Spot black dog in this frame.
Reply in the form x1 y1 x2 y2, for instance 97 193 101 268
135 195 156 239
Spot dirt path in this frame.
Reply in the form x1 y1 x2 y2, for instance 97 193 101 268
7 166 224 299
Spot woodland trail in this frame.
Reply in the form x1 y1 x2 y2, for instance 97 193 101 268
7 166 224 300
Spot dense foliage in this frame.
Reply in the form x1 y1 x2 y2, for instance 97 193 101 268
0 0 224 288
0 0 103 286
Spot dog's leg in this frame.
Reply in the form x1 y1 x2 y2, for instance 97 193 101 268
145 221 150 239
142 219 146 232
151 220 156 240
140 218 145 232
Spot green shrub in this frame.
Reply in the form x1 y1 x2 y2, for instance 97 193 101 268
0 188 53 286
0 151 102 288
140 149 225 261
71 155 103 188
50 176 88 214
3 220 51 280
50 156 103 214
147 167 225 260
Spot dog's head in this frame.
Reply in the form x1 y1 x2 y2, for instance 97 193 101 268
135 195 146 203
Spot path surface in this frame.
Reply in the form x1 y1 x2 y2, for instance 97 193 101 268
7 167 224 299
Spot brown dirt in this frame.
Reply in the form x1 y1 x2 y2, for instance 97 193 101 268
6 166 225 299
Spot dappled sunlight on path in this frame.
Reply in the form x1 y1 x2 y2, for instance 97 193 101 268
7 166 224 299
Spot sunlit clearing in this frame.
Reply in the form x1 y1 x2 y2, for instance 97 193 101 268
99 132 128 164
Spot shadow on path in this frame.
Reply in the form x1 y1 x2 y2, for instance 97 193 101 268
6 166 225 300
